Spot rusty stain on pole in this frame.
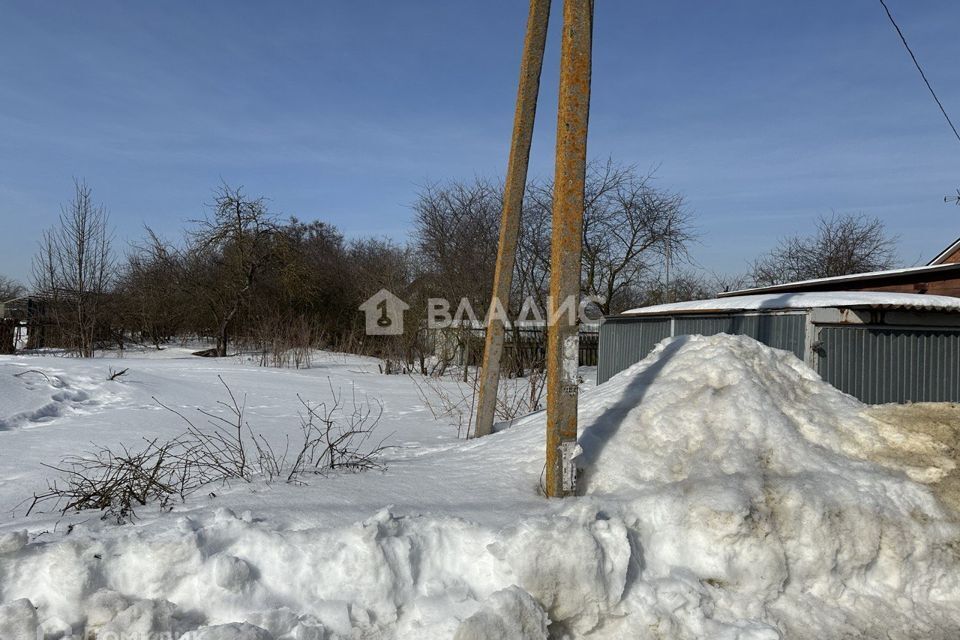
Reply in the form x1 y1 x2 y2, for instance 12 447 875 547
474 0 552 439
545 0 592 497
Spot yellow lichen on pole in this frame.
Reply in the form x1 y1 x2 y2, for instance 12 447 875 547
545 0 592 497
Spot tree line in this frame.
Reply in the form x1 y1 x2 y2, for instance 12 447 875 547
1 162 899 364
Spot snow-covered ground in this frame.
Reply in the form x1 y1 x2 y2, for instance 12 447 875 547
0 337 959 639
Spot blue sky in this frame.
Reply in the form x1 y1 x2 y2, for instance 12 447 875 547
2 1 959 283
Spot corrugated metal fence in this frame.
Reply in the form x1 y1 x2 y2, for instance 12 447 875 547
818 325 960 403
673 314 805 360
597 310 960 404
596 317 670 384
597 313 804 384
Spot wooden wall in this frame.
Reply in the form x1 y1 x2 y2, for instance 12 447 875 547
860 279 960 298
938 245 960 265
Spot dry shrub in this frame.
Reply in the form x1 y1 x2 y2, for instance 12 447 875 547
26 378 385 523
27 437 197 523
251 314 318 369
409 368 544 439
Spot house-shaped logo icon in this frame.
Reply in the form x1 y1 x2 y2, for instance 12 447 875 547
358 289 410 336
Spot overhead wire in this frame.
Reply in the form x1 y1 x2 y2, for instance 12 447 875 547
878 0 960 145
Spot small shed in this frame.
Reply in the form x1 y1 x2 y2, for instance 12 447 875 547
597 291 960 404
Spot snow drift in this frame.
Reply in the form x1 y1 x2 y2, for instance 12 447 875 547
1 335 959 639
0 365 100 431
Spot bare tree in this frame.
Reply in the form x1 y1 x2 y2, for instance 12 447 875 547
583 162 693 313
118 228 189 348
521 161 695 314
114 203 413 359
410 181 506 374
99 165 693 358
514 182 553 313
411 179 501 308
31 180 114 357
634 269 713 307
186 184 280 356
751 213 899 286
412 164 693 318
711 271 753 295
0 276 25 302
258 218 354 342
347 237 433 372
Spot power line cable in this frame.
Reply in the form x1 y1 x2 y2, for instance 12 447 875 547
879 0 960 145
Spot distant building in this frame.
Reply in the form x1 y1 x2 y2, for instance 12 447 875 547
719 237 960 299
0 295 46 322
0 296 48 350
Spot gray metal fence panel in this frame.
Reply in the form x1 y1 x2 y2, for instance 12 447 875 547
818 326 960 404
673 314 806 360
597 318 670 384
597 313 806 385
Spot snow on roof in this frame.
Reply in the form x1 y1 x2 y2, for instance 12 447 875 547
622 290 960 316
719 262 960 297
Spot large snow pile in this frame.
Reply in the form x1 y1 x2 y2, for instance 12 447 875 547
577 335 960 638
1 335 958 639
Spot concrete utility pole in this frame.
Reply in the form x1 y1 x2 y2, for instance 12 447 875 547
474 0 552 439
545 0 592 497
